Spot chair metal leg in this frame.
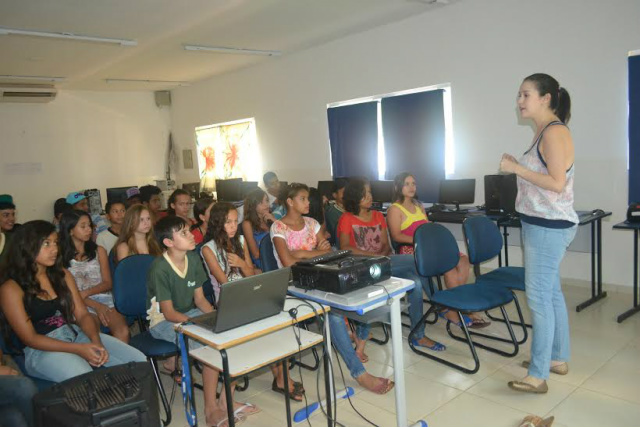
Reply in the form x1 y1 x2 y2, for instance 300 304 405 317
408 305 480 374
485 292 530 344
446 306 519 357
370 323 390 345
150 358 172 426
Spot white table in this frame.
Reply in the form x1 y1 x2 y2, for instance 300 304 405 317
288 277 427 427
176 299 332 427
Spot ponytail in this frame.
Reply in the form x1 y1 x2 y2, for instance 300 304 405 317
524 73 572 124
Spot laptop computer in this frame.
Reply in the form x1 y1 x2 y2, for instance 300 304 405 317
190 267 291 334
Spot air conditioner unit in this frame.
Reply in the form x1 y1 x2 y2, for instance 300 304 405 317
0 84 57 103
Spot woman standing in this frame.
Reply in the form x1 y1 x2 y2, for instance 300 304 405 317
501 73 578 394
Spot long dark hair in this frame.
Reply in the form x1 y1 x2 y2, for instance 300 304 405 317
59 210 98 267
392 172 421 205
343 177 368 215
203 202 245 275
524 73 571 124
243 188 269 232
192 197 214 229
304 187 325 225
0 221 75 338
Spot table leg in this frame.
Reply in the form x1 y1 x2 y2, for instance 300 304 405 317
502 226 510 266
220 350 235 427
184 334 197 427
324 311 334 427
577 219 608 312
282 359 292 427
617 229 640 323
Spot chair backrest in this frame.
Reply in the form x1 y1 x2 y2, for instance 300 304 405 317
414 223 460 279
108 246 117 277
259 236 279 272
462 216 503 265
112 254 155 317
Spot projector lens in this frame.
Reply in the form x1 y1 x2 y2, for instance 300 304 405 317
369 264 381 279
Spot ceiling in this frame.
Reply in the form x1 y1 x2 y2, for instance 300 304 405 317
0 0 454 91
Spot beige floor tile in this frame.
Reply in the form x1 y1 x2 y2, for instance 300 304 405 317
549 388 640 427
425 393 530 427
466 363 577 414
356 371 461 421
580 344 640 405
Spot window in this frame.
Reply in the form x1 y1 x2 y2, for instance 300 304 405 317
195 118 260 190
327 84 454 202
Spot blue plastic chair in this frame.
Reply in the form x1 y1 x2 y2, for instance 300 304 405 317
462 216 530 344
410 223 519 374
112 254 177 426
259 235 279 273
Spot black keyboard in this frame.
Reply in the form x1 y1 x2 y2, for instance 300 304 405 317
428 210 483 223
296 250 352 266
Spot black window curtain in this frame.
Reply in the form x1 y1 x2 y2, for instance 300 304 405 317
629 54 640 203
327 102 379 180
382 90 446 202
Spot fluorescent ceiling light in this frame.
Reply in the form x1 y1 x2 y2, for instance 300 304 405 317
0 27 137 46
105 78 190 86
183 44 281 57
0 75 66 83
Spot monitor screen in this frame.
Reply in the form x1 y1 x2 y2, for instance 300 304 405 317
239 181 259 199
317 180 335 200
438 179 476 208
106 186 135 204
182 182 200 199
369 180 394 203
215 178 243 201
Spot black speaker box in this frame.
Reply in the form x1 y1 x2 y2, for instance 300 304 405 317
484 174 517 215
33 362 160 427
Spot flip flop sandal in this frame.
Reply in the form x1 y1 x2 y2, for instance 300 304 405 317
234 402 261 418
160 367 182 385
293 381 305 393
508 380 548 394
272 378 304 401
214 413 244 427
520 415 555 427
411 338 446 352
469 317 491 329
438 309 473 328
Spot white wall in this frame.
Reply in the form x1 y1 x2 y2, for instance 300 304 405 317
0 91 171 221
170 0 639 288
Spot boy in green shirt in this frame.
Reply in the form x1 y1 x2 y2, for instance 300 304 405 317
147 216 260 427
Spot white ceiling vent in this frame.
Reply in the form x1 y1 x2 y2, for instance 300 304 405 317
0 84 57 103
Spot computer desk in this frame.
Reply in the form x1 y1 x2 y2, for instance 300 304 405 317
288 277 427 427
176 299 331 427
429 209 612 312
612 220 640 323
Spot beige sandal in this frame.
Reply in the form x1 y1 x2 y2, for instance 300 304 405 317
520 415 554 427
522 360 569 375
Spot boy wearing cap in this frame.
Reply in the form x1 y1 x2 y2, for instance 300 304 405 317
66 191 109 238
125 187 141 208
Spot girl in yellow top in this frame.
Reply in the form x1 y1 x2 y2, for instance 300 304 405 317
387 172 489 328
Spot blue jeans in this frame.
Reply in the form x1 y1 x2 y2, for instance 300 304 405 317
522 222 577 380
328 254 428 379
328 314 370 379
24 325 147 383
150 308 204 350
0 375 37 427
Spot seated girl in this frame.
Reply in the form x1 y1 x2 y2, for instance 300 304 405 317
304 187 331 242
337 178 445 363
190 197 215 246
386 172 487 328
273 184 394 394
0 221 146 384
115 205 163 262
59 211 130 343
241 189 276 270
201 202 302 402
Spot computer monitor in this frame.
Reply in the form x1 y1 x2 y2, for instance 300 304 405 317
317 180 335 200
369 180 394 203
215 178 243 201
106 186 135 204
438 179 476 211
182 182 200 199
239 181 259 199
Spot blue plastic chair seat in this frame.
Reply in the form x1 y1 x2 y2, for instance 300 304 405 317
476 266 525 291
430 284 514 312
129 331 178 358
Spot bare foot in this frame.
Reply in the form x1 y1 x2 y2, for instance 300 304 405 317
356 372 394 395
355 338 369 363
